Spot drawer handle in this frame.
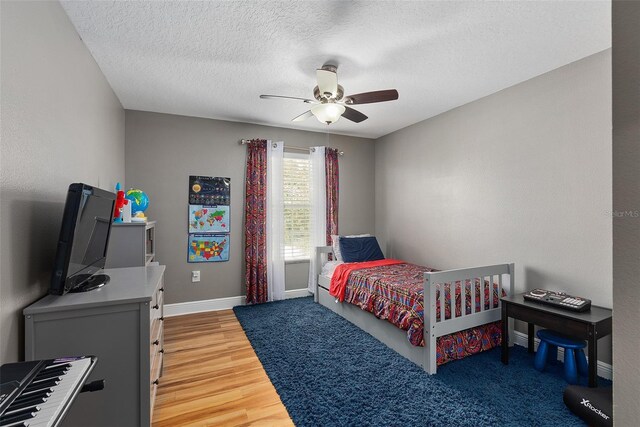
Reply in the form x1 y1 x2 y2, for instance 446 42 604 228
160 317 164 321
160 288 165 292
152 304 159 310
160 349 164 354
153 379 159 386
153 340 159 346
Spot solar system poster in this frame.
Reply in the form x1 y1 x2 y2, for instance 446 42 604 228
189 176 230 206
188 176 230 262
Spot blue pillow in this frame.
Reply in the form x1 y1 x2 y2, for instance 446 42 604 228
339 236 385 263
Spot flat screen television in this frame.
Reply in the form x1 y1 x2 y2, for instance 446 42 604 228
50 183 116 295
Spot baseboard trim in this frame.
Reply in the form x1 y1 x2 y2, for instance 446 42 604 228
284 288 312 299
512 330 612 380
164 289 312 317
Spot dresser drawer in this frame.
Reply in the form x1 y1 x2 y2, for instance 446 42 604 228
150 283 164 357
149 276 164 423
150 278 164 317
150 350 163 419
151 341 163 381
150 319 163 361
150 290 163 337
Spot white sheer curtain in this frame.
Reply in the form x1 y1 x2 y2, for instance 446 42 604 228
266 141 285 301
308 146 326 293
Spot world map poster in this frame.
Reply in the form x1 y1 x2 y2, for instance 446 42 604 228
188 234 229 263
189 205 230 233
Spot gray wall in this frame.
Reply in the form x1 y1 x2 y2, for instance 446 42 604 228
612 1 640 423
0 1 125 364
125 110 375 304
375 51 612 362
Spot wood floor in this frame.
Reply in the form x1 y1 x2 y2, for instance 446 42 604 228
152 310 294 427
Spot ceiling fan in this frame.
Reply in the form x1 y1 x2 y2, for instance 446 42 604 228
260 64 399 125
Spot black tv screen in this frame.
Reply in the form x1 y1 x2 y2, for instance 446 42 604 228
50 183 116 295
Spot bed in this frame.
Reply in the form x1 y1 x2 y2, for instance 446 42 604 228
314 245 515 374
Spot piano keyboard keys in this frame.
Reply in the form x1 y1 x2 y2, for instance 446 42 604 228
15 389 51 400
3 397 44 413
0 422 28 427
0 358 94 427
0 407 38 425
9 396 43 408
32 369 69 383
23 381 58 394
41 364 69 372
23 358 92 427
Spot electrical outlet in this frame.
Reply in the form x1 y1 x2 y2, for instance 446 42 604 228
191 271 200 283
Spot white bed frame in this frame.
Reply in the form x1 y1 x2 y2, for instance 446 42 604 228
314 246 515 374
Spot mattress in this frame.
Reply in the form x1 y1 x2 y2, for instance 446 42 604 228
321 260 503 366
320 260 343 279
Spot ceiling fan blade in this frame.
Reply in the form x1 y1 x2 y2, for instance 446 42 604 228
316 69 338 98
341 106 368 123
344 89 399 105
292 110 314 122
260 94 316 103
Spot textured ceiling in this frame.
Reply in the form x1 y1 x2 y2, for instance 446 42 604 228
60 1 611 139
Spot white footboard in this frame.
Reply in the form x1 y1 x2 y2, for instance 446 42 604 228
313 246 515 375
423 264 515 374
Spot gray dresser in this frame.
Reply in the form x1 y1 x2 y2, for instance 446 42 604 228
23 266 165 427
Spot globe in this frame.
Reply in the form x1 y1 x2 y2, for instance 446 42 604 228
125 189 149 214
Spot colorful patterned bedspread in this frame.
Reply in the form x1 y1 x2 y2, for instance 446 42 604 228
342 262 504 366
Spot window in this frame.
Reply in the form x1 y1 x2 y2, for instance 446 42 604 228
283 152 311 261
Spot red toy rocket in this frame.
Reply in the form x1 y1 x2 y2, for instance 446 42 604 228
114 182 129 222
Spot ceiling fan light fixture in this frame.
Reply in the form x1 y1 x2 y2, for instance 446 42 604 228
311 103 346 125
260 64 398 125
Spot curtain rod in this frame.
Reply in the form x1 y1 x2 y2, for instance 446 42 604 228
239 139 344 156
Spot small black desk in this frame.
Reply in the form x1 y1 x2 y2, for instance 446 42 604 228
501 294 612 387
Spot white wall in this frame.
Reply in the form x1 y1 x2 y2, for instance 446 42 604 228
375 51 612 361
612 0 640 423
0 1 125 364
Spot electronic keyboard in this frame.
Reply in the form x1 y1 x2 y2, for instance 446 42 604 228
523 289 591 312
0 357 98 427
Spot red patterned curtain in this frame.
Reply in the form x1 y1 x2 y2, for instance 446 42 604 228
325 148 339 245
244 139 268 304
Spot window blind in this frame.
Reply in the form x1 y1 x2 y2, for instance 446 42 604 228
283 154 311 261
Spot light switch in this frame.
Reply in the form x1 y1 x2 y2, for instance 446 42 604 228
192 271 200 282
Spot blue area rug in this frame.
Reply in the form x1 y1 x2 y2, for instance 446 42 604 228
234 297 606 426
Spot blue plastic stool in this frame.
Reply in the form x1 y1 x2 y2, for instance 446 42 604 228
534 329 588 384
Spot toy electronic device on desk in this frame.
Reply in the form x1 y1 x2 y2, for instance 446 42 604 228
523 289 592 312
